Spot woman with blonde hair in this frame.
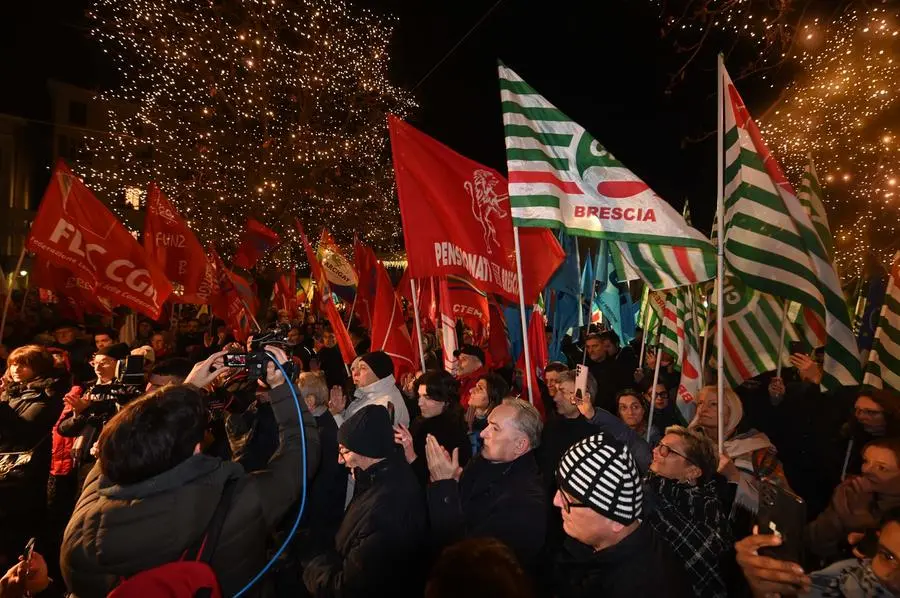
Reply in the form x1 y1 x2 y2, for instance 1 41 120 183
689 385 790 518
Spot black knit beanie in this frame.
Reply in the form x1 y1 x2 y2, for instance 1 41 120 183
360 351 394 380
338 405 396 459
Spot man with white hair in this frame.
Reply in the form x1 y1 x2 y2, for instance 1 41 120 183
425 398 547 570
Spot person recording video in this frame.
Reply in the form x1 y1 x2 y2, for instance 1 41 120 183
59 346 320 597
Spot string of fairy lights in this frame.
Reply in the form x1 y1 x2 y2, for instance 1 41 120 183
759 6 899 281
78 0 416 271
650 0 900 282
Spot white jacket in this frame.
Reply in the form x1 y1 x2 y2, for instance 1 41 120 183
334 375 410 428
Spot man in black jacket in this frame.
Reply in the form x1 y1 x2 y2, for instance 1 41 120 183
551 433 691 598
303 405 426 598
60 346 320 597
425 397 547 571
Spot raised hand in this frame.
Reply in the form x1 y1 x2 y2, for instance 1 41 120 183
393 423 416 463
329 386 347 415
425 434 462 482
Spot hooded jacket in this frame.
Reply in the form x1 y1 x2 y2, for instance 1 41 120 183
60 383 320 597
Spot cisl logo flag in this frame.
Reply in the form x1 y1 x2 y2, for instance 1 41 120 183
27 162 172 319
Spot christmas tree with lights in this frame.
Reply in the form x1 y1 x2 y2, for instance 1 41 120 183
78 0 415 270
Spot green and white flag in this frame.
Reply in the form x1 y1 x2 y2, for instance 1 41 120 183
722 66 860 391
659 287 686 369
798 155 834 261
499 64 716 290
863 252 900 392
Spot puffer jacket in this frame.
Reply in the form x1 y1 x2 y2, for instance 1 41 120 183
0 372 69 517
60 383 320 597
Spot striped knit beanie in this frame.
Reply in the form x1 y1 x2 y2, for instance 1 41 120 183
557 433 643 525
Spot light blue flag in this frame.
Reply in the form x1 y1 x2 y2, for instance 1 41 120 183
596 240 636 344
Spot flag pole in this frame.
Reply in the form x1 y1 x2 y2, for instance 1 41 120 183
575 241 584 332
513 226 535 405
715 53 726 455
646 336 664 443
0 244 27 343
581 242 604 367
776 299 790 377
409 278 427 372
345 291 358 327
638 299 651 369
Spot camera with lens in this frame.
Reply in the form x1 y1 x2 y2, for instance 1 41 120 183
115 355 146 386
222 324 296 382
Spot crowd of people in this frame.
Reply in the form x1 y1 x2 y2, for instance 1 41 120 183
0 298 899 598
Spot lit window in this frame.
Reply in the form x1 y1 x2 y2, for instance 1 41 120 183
124 187 144 210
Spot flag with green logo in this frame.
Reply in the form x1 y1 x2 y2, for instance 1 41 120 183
499 63 716 290
722 66 860 390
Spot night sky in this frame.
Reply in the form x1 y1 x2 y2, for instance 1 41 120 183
1 0 781 238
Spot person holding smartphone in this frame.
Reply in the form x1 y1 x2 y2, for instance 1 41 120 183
737 507 900 597
0 541 50 598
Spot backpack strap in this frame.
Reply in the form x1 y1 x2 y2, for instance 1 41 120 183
184 478 239 564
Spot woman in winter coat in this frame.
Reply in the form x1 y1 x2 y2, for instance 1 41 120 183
645 425 732 598
465 373 508 456
394 370 471 485
690 385 791 532
0 345 69 564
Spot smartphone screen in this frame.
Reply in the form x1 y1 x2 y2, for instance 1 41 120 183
223 353 249 368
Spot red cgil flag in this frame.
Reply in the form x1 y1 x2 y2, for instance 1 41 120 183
143 183 213 304
353 235 378 330
438 277 459 374
389 115 565 304
371 258 416 379
233 217 280 270
26 161 172 319
295 218 357 365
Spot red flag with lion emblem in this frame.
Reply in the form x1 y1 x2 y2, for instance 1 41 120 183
388 116 564 304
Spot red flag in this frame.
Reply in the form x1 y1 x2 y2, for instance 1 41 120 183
274 268 298 314
295 219 356 364
442 275 490 344
438 277 459 374
207 247 252 341
32 258 112 319
516 309 549 419
487 300 511 369
26 161 172 319
353 236 378 329
371 259 416 378
389 115 564 304
233 218 280 270
143 184 213 304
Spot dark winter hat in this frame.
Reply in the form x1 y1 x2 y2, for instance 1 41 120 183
454 344 485 366
556 433 643 525
96 343 131 361
360 351 394 380
53 319 81 332
338 405 395 459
